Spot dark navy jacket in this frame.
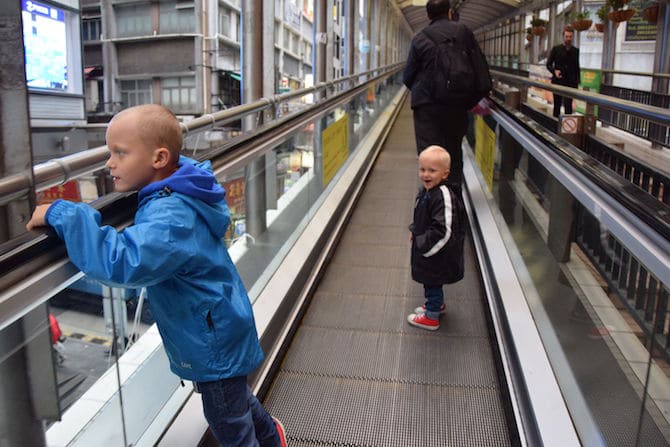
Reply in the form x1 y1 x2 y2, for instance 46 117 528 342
403 17 488 110
410 181 465 285
547 44 580 87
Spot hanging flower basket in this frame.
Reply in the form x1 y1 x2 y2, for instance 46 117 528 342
643 3 659 23
595 22 605 32
531 25 546 36
608 8 636 22
571 19 593 30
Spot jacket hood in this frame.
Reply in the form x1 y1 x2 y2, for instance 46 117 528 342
139 156 230 238
139 156 225 204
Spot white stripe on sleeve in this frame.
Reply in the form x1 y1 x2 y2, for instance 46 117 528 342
423 185 453 257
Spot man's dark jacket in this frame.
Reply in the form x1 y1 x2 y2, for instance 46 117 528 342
403 17 490 110
546 44 580 87
410 182 465 285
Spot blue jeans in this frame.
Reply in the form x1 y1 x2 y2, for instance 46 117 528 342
424 284 444 320
197 376 280 447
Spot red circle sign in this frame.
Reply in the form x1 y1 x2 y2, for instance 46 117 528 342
562 117 578 134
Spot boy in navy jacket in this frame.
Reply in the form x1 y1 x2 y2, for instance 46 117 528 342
407 146 465 331
27 104 287 446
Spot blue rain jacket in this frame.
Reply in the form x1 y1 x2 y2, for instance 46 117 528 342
46 156 264 381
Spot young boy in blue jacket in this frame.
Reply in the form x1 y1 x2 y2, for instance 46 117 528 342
27 104 287 447
407 145 465 331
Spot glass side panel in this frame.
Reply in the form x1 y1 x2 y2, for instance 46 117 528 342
470 115 670 446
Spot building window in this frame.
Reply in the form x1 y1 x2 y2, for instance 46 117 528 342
283 28 291 49
291 34 299 55
161 76 196 113
219 7 231 37
115 4 152 38
219 6 239 41
303 41 311 62
160 1 195 34
82 17 101 41
120 79 152 108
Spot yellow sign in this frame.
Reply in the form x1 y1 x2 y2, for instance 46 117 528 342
474 115 496 191
322 115 349 186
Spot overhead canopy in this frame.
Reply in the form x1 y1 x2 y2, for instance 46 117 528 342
396 0 520 33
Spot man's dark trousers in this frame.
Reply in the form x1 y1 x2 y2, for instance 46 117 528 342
413 104 468 188
553 92 573 117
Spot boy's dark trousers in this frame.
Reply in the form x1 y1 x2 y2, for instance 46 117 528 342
196 376 281 446
423 284 444 320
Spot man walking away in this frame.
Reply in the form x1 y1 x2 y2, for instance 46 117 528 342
547 27 580 118
403 0 491 192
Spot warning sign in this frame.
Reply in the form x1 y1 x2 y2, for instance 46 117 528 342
561 116 579 134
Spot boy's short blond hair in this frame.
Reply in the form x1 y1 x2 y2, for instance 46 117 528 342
420 145 451 169
112 104 183 164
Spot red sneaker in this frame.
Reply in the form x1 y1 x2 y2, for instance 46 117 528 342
273 417 287 447
413 303 446 315
407 313 440 331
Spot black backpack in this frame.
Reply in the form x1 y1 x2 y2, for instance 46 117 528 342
423 26 492 110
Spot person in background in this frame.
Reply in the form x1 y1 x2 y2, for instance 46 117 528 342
547 27 580 117
403 0 491 192
26 104 287 447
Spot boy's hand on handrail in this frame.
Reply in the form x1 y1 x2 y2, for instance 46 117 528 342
26 204 51 231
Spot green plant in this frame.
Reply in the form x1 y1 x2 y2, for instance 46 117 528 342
567 9 591 21
526 26 532 34
531 17 547 27
574 9 591 20
606 0 627 11
596 5 609 21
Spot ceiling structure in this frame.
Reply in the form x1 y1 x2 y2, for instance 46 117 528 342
396 0 521 34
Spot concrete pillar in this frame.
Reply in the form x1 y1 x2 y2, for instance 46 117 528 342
548 3 557 51
499 127 522 181
547 178 575 262
242 0 267 237
0 1 34 242
101 0 117 114
601 22 617 85
263 1 277 209
313 0 328 187
650 2 669 149
344 0 358 76
651 2 669 94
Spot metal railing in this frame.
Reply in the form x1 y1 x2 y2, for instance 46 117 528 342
576 204 670 363
599 84 670 147
0 63 403 208
582 135 670 205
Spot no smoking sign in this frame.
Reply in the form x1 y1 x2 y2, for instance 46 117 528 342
561 116 580 134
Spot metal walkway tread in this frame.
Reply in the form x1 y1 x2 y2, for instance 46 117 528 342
263 100 513 446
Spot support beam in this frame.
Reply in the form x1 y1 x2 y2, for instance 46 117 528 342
0 0 34 243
